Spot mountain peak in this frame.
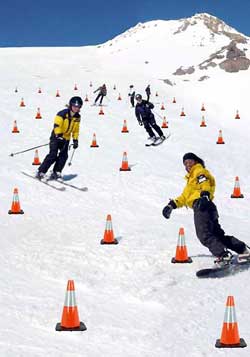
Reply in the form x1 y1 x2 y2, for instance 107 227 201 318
175 12 246 42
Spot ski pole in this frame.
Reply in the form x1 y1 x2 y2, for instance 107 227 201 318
152 110 164 120
9 143 49 157
68 149 76 166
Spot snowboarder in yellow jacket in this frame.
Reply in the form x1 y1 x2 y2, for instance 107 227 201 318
162 152 249 267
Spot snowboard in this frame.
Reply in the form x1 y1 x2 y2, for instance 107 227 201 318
196 255 250 278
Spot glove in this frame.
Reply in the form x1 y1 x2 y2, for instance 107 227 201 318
162 200 177 219
138 120 143 126
73 140 78 149
197 191 210 211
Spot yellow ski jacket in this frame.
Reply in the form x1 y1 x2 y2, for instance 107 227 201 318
53 109 80 141
174 163 215 208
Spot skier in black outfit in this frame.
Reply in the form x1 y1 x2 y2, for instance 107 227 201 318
145 85 151 101
162 152 250 267
36 96 83 180
135 94 165 145
128 85 135 107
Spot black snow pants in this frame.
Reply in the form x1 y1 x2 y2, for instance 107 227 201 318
130 94 135 107
193 200 246 257
94 93 104 104
142 115 164 138
38 134 70 174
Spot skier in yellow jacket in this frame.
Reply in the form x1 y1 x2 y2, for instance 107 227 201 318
162 152 249 266
36 96 83 180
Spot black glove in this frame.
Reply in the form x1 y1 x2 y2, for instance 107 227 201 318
162 200 177 219
73 139 78 149
197 191 210 211
138 120 143 126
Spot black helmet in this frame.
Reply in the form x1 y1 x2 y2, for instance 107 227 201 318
135 94 142 101
69 96 83 108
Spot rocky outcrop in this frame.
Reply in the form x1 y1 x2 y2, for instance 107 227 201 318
162 79 175 86
173 66 195 75
198 40 250 72
219 57 250 72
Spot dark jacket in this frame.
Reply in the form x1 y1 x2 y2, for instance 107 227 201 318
135 100 154 122
94 85 107 96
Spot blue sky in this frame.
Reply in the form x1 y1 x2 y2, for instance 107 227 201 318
0 0 249 47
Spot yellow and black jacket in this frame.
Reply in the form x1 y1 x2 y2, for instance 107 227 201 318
53 109 80 141
174 163 215 208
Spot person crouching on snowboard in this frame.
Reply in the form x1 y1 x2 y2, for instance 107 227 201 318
162 152 250 267
36 96 83 180
135 94 165 145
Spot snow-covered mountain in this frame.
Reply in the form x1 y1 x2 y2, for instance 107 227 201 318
98 12 250 81
1 12 250 357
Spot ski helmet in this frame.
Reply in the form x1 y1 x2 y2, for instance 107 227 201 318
135 94 142 101
69 96 83 108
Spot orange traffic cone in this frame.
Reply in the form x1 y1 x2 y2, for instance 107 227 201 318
161 116 168 128
55 280 87 331
231 176 244 198
84 94 89 102
32 149 41 165
120 152 131 171
121 120 129 133
215 296 246 348
216 130 225 144
90 133 99 148
100 214 118 244
171 228 192 263
56 90 60 97
155 91 159 97
180 107 186 117
172 97 176 103
99 106 104 115
12 120 20 133
8 188 24 214
200 116 207 127
235 110 240 119
160 103 165 110
201 103 205 111
20 98 25 107
118 93 122 100
38 88 42 93
74 84 78 90
35 107 42 119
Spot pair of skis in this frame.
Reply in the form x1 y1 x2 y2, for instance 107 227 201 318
145 133 171 146
21 172 88 192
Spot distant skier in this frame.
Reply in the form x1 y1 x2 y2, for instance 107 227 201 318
36 96 83 180
128 85 135 107
135 94 165 145
93 84 107 105
145 85 151 101
162 152 250 267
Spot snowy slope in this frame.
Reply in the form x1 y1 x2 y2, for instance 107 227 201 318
1 13 250 357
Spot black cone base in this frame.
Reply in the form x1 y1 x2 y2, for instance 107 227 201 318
215 338 247 348
171 257 193 263
100 238 118 245
56 321 87 332
8 210 24 214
